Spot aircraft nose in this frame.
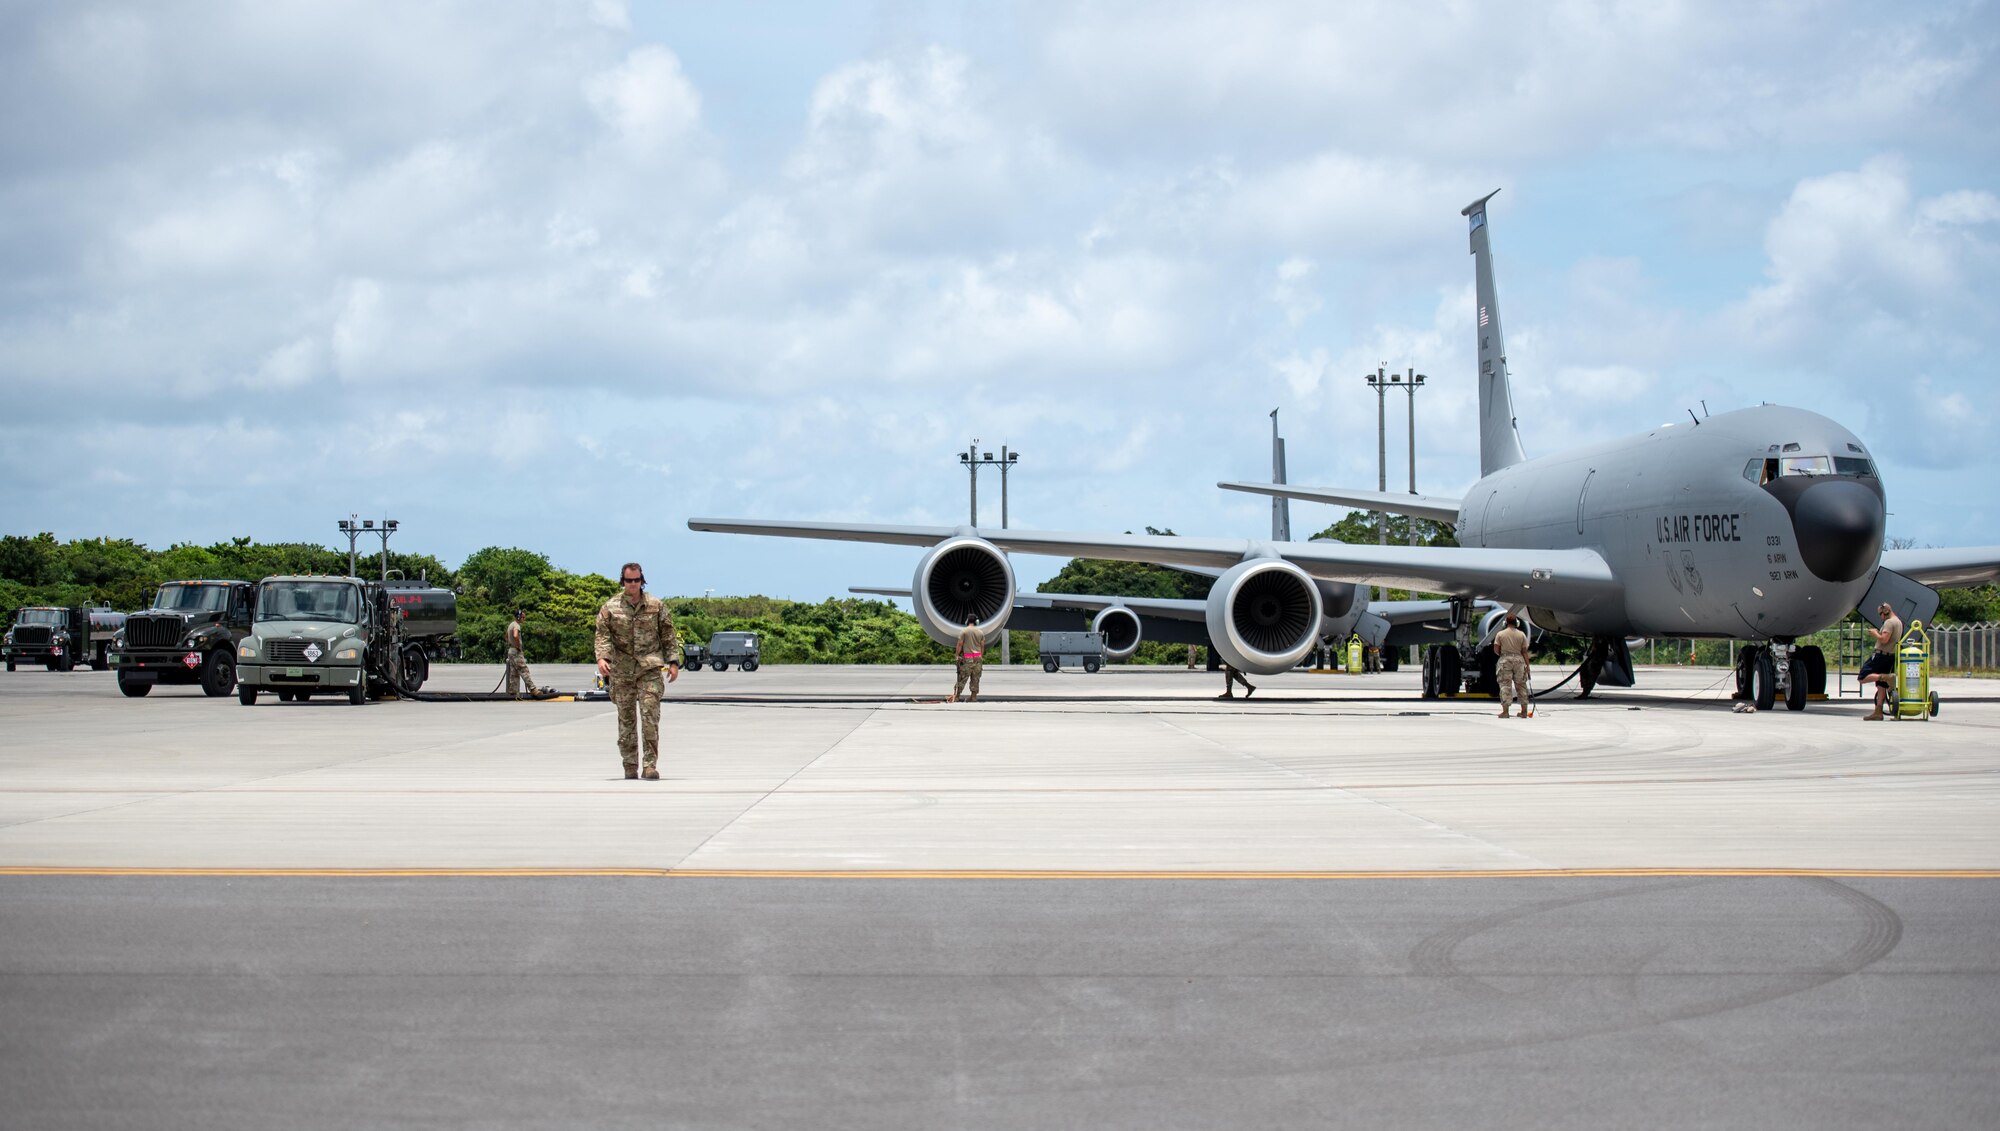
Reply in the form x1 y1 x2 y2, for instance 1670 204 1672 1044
1789 478 1884 583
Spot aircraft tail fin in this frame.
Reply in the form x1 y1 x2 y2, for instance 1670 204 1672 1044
1270 408 1291 542
1462 191 1527 476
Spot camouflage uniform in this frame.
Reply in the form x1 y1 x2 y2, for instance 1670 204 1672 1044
1494 623 1531 716
595 591 681 772
952 624 985 702
504 618 540 697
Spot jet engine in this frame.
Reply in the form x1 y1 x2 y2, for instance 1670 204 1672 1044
1204 559 1323 674
1091 606 1143 662
911 537 1016 646
1476 606 1539 650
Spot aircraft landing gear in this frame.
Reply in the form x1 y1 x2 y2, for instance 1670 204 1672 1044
1734 640 1818 712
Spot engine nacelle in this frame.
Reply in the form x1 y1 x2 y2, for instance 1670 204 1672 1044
911 537 1016 646
1091 606 1142 661
1477 606 1539 650
1204 559 1323 674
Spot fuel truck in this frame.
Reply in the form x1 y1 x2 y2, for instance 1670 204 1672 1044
234 576 457 705
111 580 258 697
4 606 125 672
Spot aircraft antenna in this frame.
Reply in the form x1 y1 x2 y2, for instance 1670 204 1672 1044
1701 399 1710 418
1688 409 1700 426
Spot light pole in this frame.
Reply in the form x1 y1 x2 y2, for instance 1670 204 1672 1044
371 519 399 581
336 516 362 577
1391 369 1427 543
1364 368 1391 601
958 444 1021 662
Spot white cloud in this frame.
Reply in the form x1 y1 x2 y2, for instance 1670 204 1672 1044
584 45 702 152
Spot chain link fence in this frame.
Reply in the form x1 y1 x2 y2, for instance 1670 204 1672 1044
1928 621 2000 673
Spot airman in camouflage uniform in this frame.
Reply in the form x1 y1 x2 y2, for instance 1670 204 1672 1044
950 617 984 703
1494 612 1532 718
504 610 541 698
595 563 681 779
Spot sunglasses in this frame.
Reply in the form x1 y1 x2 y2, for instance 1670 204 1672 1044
622 576 645 584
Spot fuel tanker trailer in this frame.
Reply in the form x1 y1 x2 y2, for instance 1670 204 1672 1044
234 576 457 705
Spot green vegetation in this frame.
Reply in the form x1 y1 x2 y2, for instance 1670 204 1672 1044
0 533 954 665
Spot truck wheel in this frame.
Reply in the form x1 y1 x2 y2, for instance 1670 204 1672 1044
200 650 236 697
277 690 297 703
4 659 13 672
57 653 75 673
348 682 366 705
742 658 759 672
117 674 151 698
92 646 109 672
399 646 429 693
711 660 727 672
1083 657 1101 674
682 660 700 672
1043 658 1058 673
238 685 257 706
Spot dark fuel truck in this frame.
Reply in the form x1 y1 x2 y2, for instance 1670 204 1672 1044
4 606 125 672
235 575 456 705
111 580 257 697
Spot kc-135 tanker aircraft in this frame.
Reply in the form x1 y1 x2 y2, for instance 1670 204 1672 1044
693 193 2000 710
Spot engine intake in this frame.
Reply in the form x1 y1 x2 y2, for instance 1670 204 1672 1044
1205 559 1322 674
912 537 1016 646
1092 606 1142 661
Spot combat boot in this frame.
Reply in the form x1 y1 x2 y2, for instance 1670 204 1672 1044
642 767 660 780
624 766 639 779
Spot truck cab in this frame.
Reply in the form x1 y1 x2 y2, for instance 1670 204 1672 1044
111 580 256 697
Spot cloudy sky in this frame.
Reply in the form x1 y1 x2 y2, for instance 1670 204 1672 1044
4 0 1996 598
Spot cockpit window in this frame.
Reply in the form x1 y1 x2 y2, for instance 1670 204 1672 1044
1780 455 1831 476
1743 459 1763 484
1833 456 1876 477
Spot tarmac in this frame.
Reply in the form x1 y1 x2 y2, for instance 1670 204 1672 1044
3 661 1996 1128
1 661 1995 874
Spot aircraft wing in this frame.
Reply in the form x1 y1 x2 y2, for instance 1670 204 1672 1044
1216 482 1462 524
694 518 1622 609
1877 547 2000 588
849 585 1208 622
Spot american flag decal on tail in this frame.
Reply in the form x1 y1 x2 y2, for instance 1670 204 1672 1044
1479 305 1490 327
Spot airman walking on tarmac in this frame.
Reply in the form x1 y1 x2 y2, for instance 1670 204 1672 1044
949 615 985 703
595 563 681 779
504 609 541 698
1495 611 1532 718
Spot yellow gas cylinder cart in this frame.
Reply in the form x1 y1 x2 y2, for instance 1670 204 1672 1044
1346 635 1365 674
1890 620 1940 721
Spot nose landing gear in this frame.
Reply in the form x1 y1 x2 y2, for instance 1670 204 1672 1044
1733 640 1826 711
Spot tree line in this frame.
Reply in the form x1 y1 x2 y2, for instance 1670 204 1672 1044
7 527 1994 666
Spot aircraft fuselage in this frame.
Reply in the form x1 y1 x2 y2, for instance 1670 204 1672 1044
1457 404 1885 641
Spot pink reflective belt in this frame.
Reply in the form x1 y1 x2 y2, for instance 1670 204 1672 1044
961 651 982 659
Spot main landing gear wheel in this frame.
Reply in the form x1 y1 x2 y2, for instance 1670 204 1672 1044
1752 648 1778 711
1419 648 1437 699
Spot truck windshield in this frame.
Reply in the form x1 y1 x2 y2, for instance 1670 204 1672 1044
153 584 230 613
256 581 361 623
16 609 62 625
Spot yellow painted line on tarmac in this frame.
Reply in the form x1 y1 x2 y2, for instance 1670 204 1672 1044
2 866 1997 879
